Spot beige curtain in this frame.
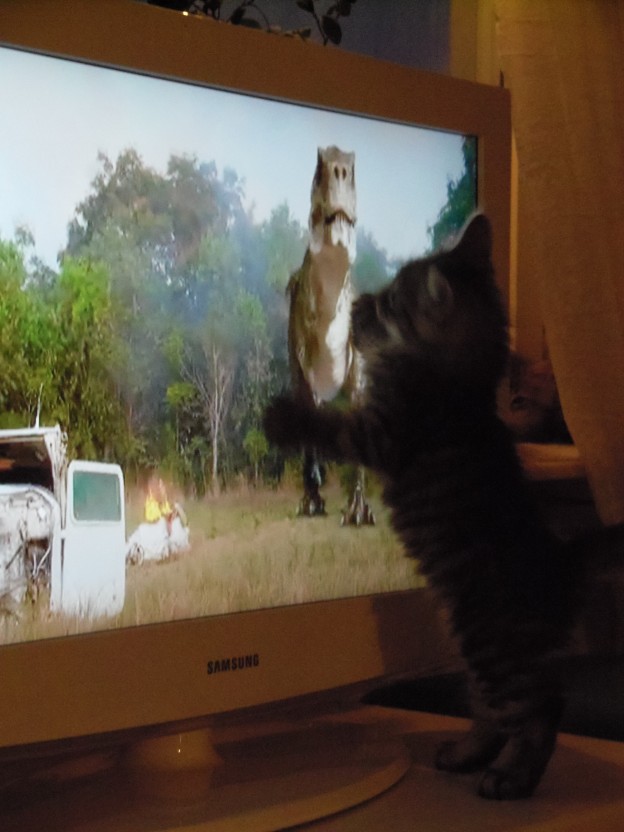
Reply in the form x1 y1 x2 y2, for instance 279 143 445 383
495 0 624 524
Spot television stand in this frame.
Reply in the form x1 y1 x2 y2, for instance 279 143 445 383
0 708 410 831
6 705 624 830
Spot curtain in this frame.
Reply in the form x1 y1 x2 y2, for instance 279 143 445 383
495 0 624 524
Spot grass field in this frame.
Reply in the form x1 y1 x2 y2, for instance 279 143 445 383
1 478 424 645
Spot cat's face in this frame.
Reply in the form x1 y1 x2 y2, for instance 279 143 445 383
351 214 507 386
351 260 454 357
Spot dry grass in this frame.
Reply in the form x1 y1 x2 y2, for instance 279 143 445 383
1 479 424 645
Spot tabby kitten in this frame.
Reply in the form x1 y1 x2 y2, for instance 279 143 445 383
499 351 572 443
264 214 622 800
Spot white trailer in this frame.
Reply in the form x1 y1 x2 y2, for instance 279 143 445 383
0 426 125 618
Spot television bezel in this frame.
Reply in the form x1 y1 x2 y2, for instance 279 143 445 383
0 0 511 755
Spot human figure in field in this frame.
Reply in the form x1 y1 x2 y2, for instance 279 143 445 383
145 477 174 533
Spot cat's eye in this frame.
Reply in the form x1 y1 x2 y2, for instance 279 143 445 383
422 267 454 324
510 395 529 411
426 266 450 305
375 290 396 322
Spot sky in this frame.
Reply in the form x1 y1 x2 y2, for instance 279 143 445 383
0 45 470 270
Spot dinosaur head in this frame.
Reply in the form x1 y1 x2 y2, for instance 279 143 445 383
309 146 356 261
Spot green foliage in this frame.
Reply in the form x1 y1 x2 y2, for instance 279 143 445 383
353 228 394 295
0 238 55 424
243 427 268 462
243 427 269 485
0 138 390 491
0 238 128 454
262 203 306 294
47 258 127 459
427 137 477 251
166 381 197 410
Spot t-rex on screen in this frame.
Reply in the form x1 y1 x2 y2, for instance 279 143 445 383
286 146 374 524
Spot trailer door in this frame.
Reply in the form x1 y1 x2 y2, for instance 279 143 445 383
61 461 125 617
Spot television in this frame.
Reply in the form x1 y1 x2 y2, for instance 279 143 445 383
0 1 511 828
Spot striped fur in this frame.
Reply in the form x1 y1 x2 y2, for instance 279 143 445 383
265 214 622 799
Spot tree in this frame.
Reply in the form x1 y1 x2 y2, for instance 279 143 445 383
180 330 236 493
243 427 269 486
260 203 306 294
0 238 32 424
47 257 127 459
0 233 129 456
253 204 306 403
169 224 240 491
353 228 393 294
0 236 57 427
65 150 251 470
427 137 477 251
65 150 177 454
52 145 313 486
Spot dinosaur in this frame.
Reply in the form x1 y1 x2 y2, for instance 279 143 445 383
286 145 374 525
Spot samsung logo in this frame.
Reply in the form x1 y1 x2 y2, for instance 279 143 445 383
207 653 260 675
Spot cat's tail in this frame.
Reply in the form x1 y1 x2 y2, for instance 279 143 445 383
565 522 624 572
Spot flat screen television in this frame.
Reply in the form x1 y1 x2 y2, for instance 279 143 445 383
0 1 511 828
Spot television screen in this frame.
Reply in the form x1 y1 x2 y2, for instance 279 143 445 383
0 42 476 645
0 11 510 830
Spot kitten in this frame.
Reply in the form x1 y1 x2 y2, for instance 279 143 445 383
499 352 572 443
264 214 624 800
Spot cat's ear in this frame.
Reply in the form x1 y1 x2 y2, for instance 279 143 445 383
426 265 453 312
453 213 492 270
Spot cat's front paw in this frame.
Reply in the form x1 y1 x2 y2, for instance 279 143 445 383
436 734 504 774
263 395 313 450
478 765 541 801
